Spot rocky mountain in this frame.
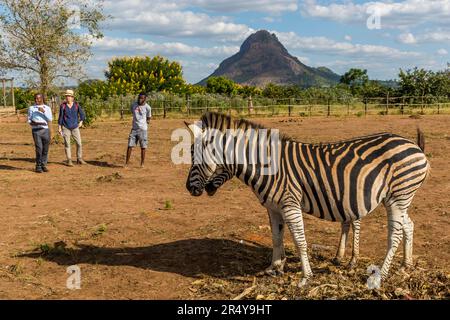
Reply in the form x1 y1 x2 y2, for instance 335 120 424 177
198 30 340 87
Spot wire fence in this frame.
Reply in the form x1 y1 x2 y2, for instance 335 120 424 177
79 95 450 119
11 94 450 119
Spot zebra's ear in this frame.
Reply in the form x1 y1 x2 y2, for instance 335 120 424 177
184 121 193 134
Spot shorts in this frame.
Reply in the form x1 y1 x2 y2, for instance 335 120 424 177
128 129 148 148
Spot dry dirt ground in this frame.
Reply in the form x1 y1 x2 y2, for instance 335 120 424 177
0 114 448 299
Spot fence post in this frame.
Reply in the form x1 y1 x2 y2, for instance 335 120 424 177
385 92 389 115
120 97 124 120
421 96 424 114
2 79 6 108
288 98 292 117
437 102 440 114
327 99 330 116
248 96 253 115
364 97 367 116
162 100 166 118
400 97 404 115
11 78 15 113
187 97 190 117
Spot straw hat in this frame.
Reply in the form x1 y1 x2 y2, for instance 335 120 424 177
63 89 75 97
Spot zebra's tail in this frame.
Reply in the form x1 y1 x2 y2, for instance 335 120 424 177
417 128 425 152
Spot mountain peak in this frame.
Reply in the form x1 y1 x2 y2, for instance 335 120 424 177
240 30 287 55
198 30 340 87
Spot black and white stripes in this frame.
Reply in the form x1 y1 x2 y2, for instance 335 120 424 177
185 112 430 284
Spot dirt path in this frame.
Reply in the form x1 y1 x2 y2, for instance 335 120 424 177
0 115 448 299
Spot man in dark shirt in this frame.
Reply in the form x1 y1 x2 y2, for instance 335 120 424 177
58 89 87 166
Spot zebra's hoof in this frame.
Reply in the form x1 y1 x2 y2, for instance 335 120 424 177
347 259 358 269
264 266 284 277
400 262 413 271
297 277 310 288
332 257 342 266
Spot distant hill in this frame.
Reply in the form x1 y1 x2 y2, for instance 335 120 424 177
198 30 340 87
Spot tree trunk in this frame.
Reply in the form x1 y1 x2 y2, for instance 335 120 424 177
39 54 50 102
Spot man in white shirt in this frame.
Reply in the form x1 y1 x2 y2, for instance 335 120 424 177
125 93 152 168
28 93 53 173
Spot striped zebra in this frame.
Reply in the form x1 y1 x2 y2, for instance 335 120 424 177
204 165 362 269
185 112 430 285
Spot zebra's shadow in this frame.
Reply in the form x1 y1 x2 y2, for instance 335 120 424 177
19 238 273 278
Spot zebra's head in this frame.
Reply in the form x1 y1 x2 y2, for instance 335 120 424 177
184 121 225 197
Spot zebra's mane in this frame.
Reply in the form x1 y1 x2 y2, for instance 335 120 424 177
200 112 295 142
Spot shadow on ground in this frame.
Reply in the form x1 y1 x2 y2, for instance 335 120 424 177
86 160 123 168
19 238 272 278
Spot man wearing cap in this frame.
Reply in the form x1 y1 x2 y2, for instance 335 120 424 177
125 93 151 168
28 93 53 173
58 89 87 166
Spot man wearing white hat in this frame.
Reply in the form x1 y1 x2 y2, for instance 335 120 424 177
58 89 87 166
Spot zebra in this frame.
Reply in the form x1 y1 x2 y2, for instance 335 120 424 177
185 112 430 285
204 167 362 270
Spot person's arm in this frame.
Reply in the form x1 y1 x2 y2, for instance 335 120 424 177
78 104 86 127
146 105 152 124
58 105 64 134
44 105 53 123
27 107 32 124
28 106 44 126
44 106 53 137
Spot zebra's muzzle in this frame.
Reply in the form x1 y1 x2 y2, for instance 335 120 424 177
205 182 217 196
189 186 204 197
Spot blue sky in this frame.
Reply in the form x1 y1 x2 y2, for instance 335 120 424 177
87 0 449 84
6 0 450 85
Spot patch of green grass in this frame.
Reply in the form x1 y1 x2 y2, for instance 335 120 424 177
164 200 173 210
92 224 108 237
32 241 69 256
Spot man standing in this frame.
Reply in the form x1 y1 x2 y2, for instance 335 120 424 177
28 93 53 173
125 93 151 168
58 89 87 166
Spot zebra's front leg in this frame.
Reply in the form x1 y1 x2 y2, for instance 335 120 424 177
265 209 286 276
283 205 313 286
348 219 361 268
333 221 350 266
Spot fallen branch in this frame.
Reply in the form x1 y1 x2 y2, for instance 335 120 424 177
232 285 257 300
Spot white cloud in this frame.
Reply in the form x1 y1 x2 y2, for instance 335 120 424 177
263 17 276 23
274 31 421 59
104 1 254 40
437 48 448 55
398 33 417 44
93 36 239 58
344 35 352 41
398 30 450 44
189 0 298 13
301 0 450 29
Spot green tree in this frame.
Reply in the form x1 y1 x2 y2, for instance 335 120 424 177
340 68 369 95
205 76 237 96
14 87 35 110
236 84 261 97
398 67 435 97
105 56 185 94
261 83 283 98
0 0 106 99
